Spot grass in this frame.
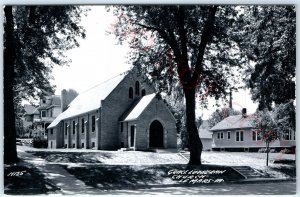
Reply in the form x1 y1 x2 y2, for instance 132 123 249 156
61 164 244 189
4 161 60 195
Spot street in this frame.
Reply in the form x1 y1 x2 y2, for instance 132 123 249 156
53 181 296 195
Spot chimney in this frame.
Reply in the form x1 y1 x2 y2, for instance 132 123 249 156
61 89 68 112
242 108 247 118
229 90 232 109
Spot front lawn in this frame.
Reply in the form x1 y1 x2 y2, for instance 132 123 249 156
61 164 244 189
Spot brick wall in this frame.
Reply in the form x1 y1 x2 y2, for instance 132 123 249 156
100 71 155 149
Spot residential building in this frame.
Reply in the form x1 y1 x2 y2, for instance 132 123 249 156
210 108 296 152
198 120 212 150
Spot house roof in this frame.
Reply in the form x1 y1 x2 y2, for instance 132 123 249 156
48 73 126 128
209 115 254 131
199 120 212 139
51 95 61 106
24 105 39 115
122 93 156 121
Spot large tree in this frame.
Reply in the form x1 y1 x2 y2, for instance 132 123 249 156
108 5 244 164
4 6 86 164
238 6 296 110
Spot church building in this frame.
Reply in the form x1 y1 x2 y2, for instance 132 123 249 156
47 69 177 150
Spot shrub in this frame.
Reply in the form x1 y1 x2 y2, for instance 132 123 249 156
32 137 48 148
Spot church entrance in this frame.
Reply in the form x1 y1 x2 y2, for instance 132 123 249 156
149 120 164 148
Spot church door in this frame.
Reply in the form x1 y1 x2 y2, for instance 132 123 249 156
149 120 164 148
130 125 135 147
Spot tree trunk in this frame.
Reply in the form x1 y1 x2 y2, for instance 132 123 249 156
4 6 18 164
266 141 270 166
184 88 203 165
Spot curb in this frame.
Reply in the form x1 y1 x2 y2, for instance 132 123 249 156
232 177 296 184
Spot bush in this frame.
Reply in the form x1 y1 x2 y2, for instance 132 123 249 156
32 137 48 148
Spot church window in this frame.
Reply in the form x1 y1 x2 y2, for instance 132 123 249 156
135 81 140 96
141 89 146 96
129 87 133 99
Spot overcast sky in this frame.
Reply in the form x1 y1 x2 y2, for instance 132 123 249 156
50 6 258 119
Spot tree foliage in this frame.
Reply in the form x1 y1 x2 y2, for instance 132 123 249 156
208 107 241 128
4 5 86 163
108 5 245 164
12 6 87 102
238 6 296 110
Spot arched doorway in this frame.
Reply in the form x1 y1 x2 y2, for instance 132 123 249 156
149 120 164 148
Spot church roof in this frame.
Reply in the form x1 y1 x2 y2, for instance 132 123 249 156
48 73 126 128
51 95 61 106
122 93 156 121
209 115 254 131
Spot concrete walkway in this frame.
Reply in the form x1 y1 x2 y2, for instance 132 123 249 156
18 151 98 194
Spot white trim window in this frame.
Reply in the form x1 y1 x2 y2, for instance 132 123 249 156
227 131 231 139
236 131 244 142
41 110 47 118
217 132 224 140
252 131 261 141
284 130 295 141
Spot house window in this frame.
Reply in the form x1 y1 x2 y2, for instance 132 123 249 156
121 123 123 133
252 131 261 141
236 131 244 141
293 131 296 140
92 116 95 132
135 81 140 96
129 87 133 99
220 132 224 139
252 131 256 141
42 99 46 104
73 121 75 134
81 118 85 133
236 131 240 141
217 132 220 139
50 109 53 117
50 129 53 135
141 89 146 96
227 131 231 139
41 110 46 118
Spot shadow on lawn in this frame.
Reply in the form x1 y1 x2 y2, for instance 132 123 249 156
4 160 60 195
62 164 244 189
29 151 112 163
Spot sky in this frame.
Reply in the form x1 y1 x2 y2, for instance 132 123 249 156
49 6 258 120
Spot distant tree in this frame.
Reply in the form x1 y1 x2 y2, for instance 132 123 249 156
254 110 279 166
253 100 295 166
238 6 296 110
196 116 203 128
208 107 241 128
61 88 79 111
109 5 244 164
4 6 86 164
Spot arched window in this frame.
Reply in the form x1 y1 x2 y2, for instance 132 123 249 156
129 87 133 99
135 81 140 96
141 89 146 96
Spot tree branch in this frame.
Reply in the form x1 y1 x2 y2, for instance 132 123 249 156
194 6 218 79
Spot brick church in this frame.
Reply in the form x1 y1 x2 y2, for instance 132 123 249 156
47 68 177 150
